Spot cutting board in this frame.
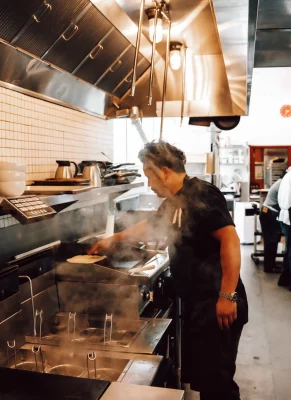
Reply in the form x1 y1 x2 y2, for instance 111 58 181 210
24 185 94 194
31 178 91 186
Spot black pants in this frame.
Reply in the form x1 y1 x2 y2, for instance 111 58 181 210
199 323 243 400
259 208 281 272
278 222 291 286
182 299 246 400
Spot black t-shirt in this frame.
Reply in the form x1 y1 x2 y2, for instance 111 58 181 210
148 176 247 312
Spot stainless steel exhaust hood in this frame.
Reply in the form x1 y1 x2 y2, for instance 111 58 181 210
0 0 252 119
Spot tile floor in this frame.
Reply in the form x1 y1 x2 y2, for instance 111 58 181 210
185 245 291 400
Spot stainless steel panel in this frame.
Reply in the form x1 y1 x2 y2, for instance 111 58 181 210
115 0 220 55
43 4 112 73
212 0 249 115
13 0 89 58
247 0 259 113
257 0 291 29
0 43 112 118
255 29 291 67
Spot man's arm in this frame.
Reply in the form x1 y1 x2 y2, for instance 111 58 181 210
212 225 241 329
88 220 153 255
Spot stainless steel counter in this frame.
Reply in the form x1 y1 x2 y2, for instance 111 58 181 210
101 382 184 400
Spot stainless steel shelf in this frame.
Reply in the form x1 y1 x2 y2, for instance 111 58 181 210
0 182 144 217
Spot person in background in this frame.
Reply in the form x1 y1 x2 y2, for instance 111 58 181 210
278 167 291 289
89 141 248 400
259 174 285 273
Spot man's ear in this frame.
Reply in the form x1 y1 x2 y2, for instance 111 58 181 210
161 166 171 179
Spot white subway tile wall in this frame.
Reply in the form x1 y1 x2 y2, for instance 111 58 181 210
0 86 113 229
0 86 113 182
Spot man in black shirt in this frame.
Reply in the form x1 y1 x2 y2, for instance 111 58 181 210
89 141 248 400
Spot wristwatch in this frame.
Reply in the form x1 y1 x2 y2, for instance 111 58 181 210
219 291 238 303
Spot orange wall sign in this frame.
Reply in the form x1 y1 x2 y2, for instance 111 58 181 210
280 105 291 118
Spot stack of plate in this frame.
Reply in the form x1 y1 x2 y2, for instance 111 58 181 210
0 162 26 197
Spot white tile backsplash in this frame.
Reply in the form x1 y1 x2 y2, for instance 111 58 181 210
0 86 113 181
0 86 113 228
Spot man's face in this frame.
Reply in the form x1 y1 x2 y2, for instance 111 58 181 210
143 163 170 198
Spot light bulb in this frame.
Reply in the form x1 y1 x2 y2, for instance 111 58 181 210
149 17 163 43
170 49 182 70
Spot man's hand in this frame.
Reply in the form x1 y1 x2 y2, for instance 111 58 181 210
216 296 237 330
88 236 116 255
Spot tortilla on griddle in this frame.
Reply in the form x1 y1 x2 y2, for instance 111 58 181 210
67 255 107 264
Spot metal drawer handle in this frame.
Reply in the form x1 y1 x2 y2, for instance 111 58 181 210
62 24 79 41
90 44 103 59
125 74 133 83
33 1 52 23
110 60 122 73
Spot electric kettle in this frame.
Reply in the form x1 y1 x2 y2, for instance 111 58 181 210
80 161 102 187
55 160 78 179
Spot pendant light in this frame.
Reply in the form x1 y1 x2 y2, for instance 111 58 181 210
169 42 183 70
146 7 163 43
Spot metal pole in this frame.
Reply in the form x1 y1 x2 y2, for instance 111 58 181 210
131 0 145 97
159 20 171 140
19 275 35 336
180 46 187 127
148 8 158 106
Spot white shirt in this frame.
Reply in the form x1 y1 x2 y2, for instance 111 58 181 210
278 171 291 225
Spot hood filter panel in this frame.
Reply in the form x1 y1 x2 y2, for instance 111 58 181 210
43 5 112 73
0 0 43 43
113 57 150 99
13 0 89 58
74 29 129 85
